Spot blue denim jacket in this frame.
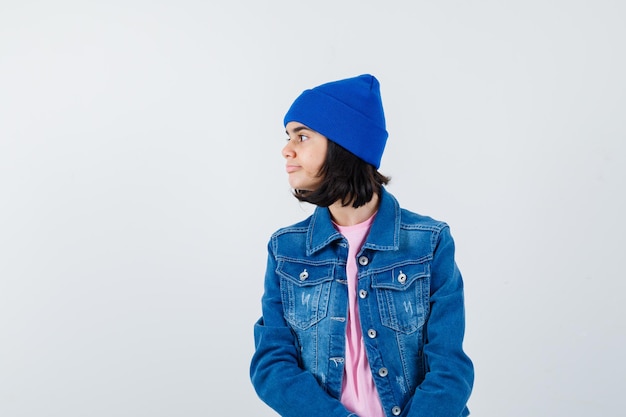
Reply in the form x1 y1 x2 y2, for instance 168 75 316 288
250 188 473 417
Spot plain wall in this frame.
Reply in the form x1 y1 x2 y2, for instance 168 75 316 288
1 1 624 416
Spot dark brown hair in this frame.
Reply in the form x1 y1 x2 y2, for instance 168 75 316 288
293 140 390 208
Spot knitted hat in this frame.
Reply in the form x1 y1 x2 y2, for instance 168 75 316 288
284 74 388 168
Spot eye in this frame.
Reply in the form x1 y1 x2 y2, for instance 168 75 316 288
285 133 310 143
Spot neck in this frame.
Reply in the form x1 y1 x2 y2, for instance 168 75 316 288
329 193 379 227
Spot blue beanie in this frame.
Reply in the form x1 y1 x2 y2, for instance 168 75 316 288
284 74 388 168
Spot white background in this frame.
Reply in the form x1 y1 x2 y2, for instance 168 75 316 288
1 1 624 416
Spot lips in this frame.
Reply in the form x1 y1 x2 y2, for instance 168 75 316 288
285 165 300 173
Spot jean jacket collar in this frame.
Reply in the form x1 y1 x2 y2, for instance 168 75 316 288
306 187 401 256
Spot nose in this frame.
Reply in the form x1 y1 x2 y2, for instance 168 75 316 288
282 140 295 159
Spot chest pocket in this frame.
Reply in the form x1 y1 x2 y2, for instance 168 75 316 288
277 260 335 330
372 262 430 334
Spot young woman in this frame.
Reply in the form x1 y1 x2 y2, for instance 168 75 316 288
250 74 474 417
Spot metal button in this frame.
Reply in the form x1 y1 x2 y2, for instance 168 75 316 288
397 271 407 284
367 329 377 338
358 256 369 266
359 289 368 299
392 406 402 416
299 269 309 281
378 367 388 377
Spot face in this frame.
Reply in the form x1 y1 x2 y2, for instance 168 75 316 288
283 122 328 191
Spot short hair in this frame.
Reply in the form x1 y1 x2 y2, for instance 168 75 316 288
293 140 390 208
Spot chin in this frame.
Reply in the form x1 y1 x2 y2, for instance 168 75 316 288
290 184 317 193
289 181 310 190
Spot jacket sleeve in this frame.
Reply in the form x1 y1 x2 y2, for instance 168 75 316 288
250 240 358 417
402 225 474 417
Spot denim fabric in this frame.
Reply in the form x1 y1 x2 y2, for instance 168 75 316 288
250 188 474 417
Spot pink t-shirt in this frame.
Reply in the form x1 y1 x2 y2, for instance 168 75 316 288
335 214 384 417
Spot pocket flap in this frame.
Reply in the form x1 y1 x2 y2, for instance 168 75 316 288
277 261 335 286
371 262 430 290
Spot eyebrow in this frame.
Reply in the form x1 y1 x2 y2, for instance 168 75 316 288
285 125 310 135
